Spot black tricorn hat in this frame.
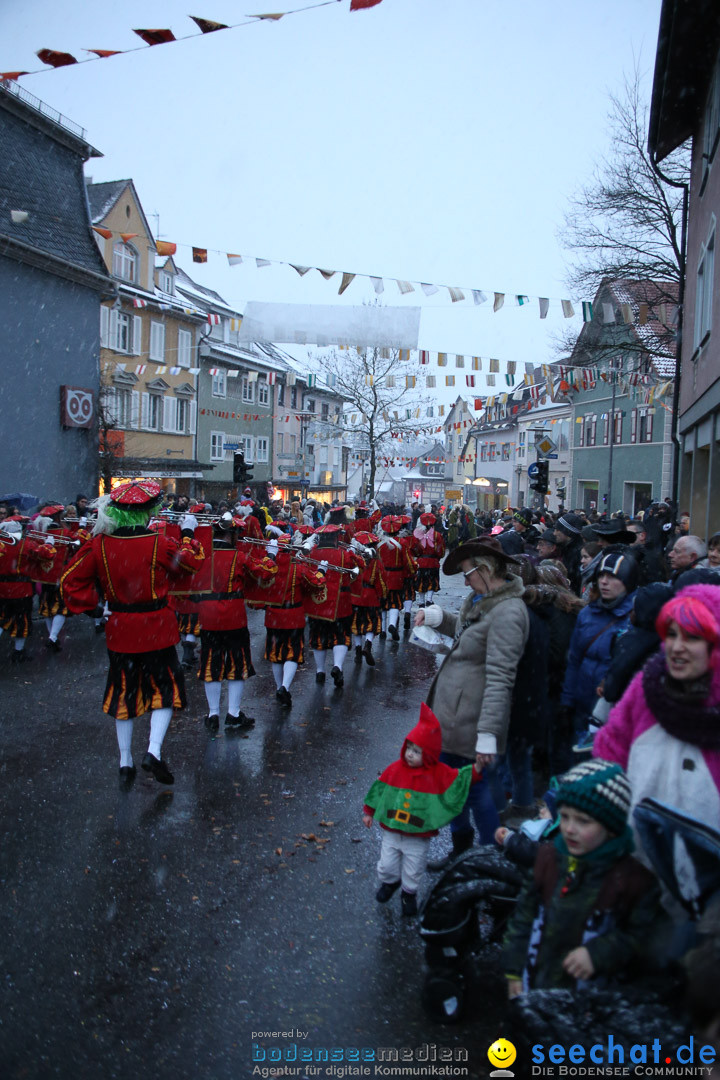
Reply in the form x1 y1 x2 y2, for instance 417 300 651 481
590 519 636 545
443 537 522 576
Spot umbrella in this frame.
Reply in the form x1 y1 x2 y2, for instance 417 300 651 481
0 492 41 511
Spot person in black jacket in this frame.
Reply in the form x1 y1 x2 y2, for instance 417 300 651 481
553 513 585 595
627 519 668 586
602 582 673 704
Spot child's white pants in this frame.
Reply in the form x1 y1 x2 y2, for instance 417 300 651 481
377 830 430 894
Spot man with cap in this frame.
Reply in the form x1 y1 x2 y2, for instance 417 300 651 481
537 528 561 562
60 481 206 787
589 517 636 548
553 512 586 594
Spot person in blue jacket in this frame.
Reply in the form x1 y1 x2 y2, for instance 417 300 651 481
559 548 637 741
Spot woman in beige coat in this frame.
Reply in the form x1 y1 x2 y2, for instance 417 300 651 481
415 538 529 855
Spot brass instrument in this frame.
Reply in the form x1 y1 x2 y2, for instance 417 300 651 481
292 551 361 580
25 530 82 548
0 530 18 546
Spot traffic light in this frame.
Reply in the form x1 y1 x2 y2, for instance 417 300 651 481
530 459 549 494
233 451 254 485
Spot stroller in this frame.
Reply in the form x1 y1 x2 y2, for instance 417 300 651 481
418 845 525 1022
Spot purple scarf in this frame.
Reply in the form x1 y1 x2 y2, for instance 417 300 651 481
642 650 720 749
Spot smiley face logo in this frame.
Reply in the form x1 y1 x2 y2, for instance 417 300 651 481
488 1038 517 1071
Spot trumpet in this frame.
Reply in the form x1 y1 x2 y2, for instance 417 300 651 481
25 530 82 548
292 551 361 580
0 530 18 546
159 510 220 525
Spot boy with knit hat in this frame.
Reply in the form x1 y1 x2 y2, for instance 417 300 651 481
501 759 662 996
363 704 479 916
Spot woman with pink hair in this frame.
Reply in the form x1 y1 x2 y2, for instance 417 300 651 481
593 584 720 836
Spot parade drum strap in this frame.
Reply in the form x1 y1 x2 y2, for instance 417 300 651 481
169 525 214 596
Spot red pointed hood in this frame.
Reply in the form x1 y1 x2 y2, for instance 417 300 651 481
402 702 442 767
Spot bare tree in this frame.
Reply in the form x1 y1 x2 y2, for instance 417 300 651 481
312 346 434 498
96 387 124 494
561 70 689 299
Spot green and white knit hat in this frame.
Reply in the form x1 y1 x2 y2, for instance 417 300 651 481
556 759 632 835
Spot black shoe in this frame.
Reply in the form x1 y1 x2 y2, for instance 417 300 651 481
378 630 387 640
94 620 106 634
363 641 375 666
375 881 401 904
141 752 174 786
354 646 363 664
315 671 326 684
204 714 219 732
404 612 411 630
388 624 399 641
330 665 344 688
181 642 196 669
45 638 62 652
10 650 31 664
276 686 292 708
401 890 418 917
118 765 137 790
225 711 255 730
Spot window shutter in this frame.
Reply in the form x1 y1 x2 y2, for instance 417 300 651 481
103 387 119 425
646 411 654 442
109 308 119 350
141 393 150 429
631 409 637 444
100 305 110 347
163 396 174 432
150 321 165 361
132 316 143 356
130 391 140 429
188 401 197 435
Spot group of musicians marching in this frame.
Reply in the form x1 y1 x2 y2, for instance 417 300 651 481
0 487 445 787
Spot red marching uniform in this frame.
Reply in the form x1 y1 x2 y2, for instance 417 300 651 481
61 530 205 718
413 513 445 601
305 544 364 651
350 548 388 636
0 531 55 644
377 527 418 610
264 551 327 665
197 546 277 682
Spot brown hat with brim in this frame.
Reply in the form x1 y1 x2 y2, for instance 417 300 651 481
443 537 522 576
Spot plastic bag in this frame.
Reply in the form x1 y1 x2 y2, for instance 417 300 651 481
409 623 451 655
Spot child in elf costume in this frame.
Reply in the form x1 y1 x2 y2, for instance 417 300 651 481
363 703 480 916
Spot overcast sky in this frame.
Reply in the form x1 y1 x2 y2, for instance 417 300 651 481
2 0 663 402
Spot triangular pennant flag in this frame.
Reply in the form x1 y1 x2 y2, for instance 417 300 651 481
396 280 414 294
582 301 594 322
419 350 429 365
230 318 242 331
317 268 336 280
486 374 496 386
455 355 464 368
290 264 310 276
493 292 505 312
437 353 447 367
448 287 465 303
504 374 513 386
507 361 516 374
93 226 112 240
190 15 229 33
256 258 271 268
445 375 455 386
561 299 575 318
36 48 77 67
121 232 138 243
132 298 147 309
539 297 549 319
516 295 529 306
350 0 384 9
474 398 483 410
193 247 208 263
426 375 436 387
472 290 487 306
133 28 176 46
227 253 243 266
85 49 122 58
398 349 410 363
0 72 29 80
338 272 355 295
156 240 177 256
169 367 181 376
250 12 285 20
421 283 438 296
472 357 481 370
466 375 475 387
405 376 416 388
489 358 499 372
207 313 221 326
370 276 384 294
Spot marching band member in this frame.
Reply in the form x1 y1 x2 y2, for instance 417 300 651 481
196 514 277 732
34 503 75 652
377 515 418 641
350 531 387 667
413 511 445 607
0 519 55 663
164 508 205 669
306 524 364 688
60 481 206 788
397 515 419 629
261 535 327 707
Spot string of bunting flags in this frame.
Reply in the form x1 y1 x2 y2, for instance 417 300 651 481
0 1 384 81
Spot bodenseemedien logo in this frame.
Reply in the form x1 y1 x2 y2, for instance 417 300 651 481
488 1038 517 1077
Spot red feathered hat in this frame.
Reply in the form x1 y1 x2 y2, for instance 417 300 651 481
111 481 162 506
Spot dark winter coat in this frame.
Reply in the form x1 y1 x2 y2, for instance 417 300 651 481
632 543 668 587
559 536 584 595
602 583 672 704
523 585 584 700
561 592 635 719
501 837 662 990
508 608 550 747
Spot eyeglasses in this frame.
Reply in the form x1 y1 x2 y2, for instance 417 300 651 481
462 567 480 581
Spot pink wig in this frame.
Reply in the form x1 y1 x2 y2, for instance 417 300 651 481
656 589 720 646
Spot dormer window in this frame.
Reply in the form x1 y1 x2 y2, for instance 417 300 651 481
112 241 139 284
161 271 174 295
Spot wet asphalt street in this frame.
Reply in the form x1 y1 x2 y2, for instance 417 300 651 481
0 577 508 1080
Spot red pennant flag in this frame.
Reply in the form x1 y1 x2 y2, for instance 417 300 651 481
0 71 29 80
189 16 229 33
156 240 177 256
37 48 78 68
120 232 139 242
85 49 123 58
350 0 383 8
92 226 113 240
192 247 208 263
133 28 176 46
